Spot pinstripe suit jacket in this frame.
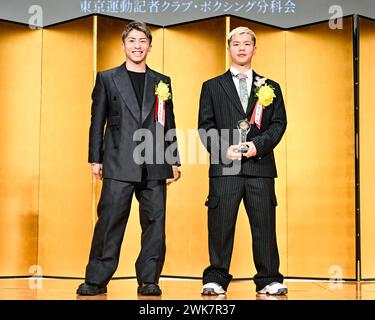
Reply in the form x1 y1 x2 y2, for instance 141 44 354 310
198 69 287 178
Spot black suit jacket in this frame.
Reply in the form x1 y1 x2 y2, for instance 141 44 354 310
198 69 287 178
89 63 179 182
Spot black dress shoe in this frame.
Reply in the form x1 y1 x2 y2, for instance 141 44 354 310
76 282 107 296
137 283 162 296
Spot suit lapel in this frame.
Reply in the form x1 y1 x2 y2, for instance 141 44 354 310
246 70 259 117
113 64 140 123
219 70 246 116
141 67 157 124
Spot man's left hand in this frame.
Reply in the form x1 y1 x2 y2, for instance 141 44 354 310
166 165 181 186
241 142 257 158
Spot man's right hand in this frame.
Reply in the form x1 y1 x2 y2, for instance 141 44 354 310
226 145 242 160
91 163 103 180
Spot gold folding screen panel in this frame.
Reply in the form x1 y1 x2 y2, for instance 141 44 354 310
96 16 165 278
228 17 288 278
0 16 361 280
37 17 94 276
0 22 41 276
286 18 355 279
360 17 375 280
163 18 226 276
95 16 141 279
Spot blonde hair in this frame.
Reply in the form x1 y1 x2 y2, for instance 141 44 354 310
227 27 256 47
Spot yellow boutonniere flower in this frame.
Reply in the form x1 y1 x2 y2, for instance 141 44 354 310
255 83 276 108
155 80 171 101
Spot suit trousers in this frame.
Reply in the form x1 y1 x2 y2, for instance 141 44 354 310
85 174 166 287
203 175 283 292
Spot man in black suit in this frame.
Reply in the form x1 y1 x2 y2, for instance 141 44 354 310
198 27 287 296
77 21 180 296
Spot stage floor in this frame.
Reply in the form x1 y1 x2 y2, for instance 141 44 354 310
1 278 375 300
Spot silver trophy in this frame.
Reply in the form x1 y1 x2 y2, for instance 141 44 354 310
236 119 251 154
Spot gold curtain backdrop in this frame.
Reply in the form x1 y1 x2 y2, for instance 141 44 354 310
0 16 370 279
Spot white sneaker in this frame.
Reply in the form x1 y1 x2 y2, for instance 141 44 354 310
201 282 226 295
257 282 288 295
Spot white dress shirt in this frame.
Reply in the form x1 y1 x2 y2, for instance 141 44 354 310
230 66 253 97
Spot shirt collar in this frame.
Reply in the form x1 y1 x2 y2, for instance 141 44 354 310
230 66 253 79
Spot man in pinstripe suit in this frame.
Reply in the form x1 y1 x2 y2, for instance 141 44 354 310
198 27 287 296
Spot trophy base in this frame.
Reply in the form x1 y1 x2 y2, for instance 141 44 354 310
235 146 249 154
